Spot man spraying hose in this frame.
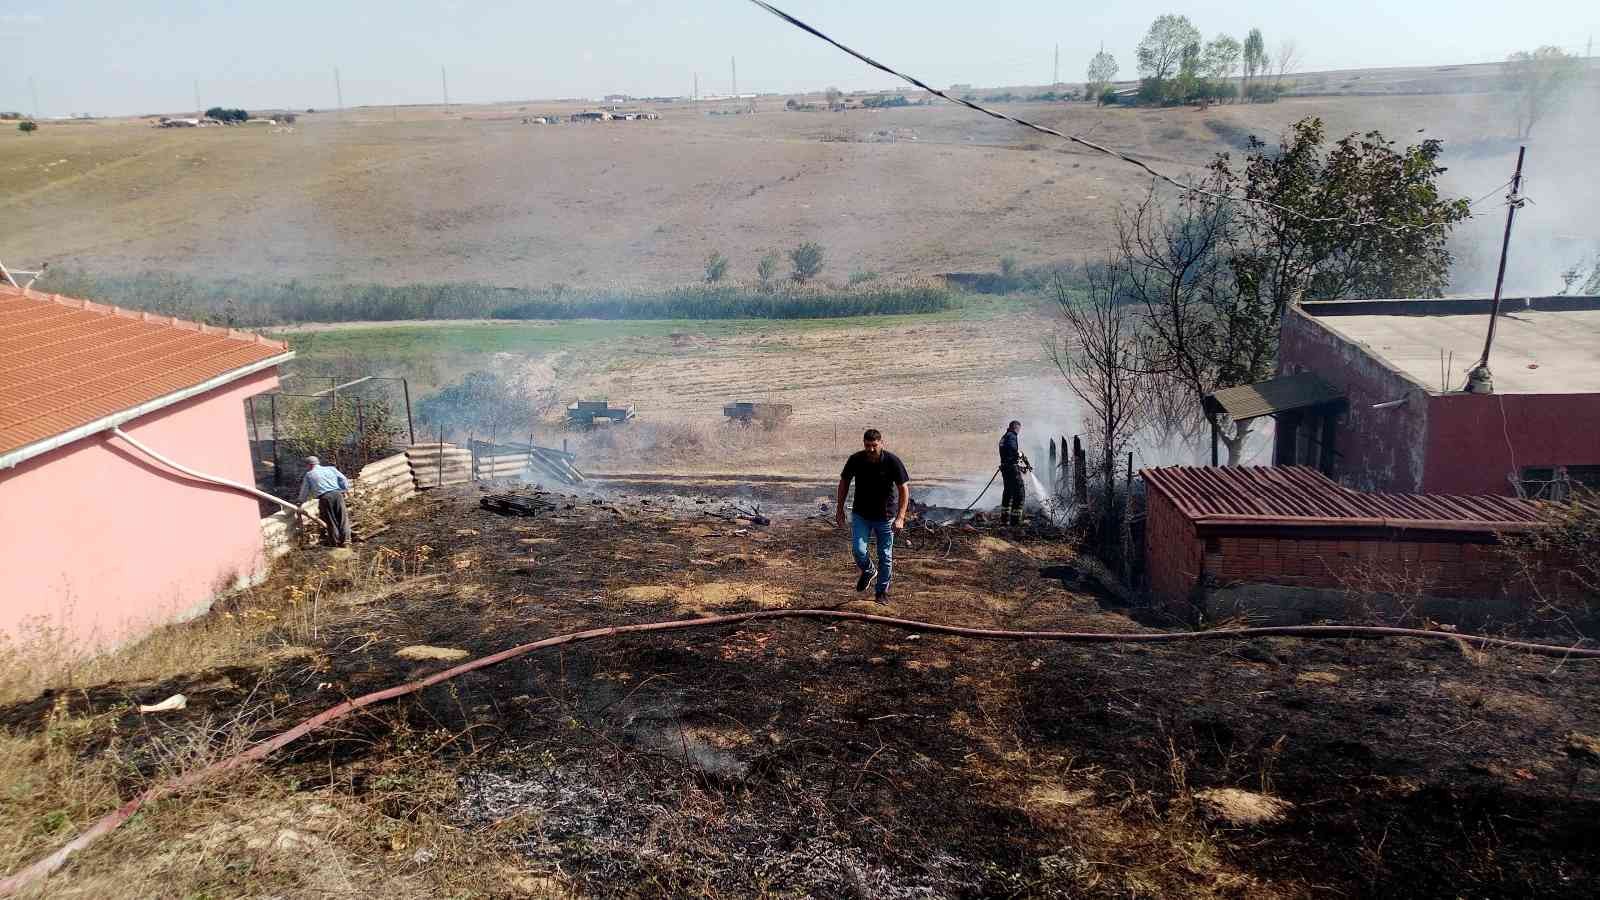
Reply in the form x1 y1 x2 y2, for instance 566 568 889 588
836 428 910 602
998 420 1032 526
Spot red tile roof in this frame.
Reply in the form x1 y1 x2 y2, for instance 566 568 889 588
1142 466 1543 532
0 285 290 461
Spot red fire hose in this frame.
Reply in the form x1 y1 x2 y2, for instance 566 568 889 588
3 608 1596 895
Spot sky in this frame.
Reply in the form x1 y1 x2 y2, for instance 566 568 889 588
3 0 1596 117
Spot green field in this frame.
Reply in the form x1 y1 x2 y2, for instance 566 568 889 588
271 297 1032 390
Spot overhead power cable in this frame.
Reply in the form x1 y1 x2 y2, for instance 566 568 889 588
745 0 1487 235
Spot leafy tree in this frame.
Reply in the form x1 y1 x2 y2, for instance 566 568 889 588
205 106 250 123
824 86 844 111
1242 29 1266 100
1175 40 1203 102
1099 86 1120 106
1115 118 1470 464
704 250 729 283
1207 117 1471 321
1503 46 1581 138
789 242 825 283
756 251 780 291
282 395 403 477
1136 14 1201 89
18 120 37 133
1203 35 1242 97
1086 45 1119 101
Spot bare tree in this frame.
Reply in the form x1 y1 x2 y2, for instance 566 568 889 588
1272 40 1299 92
1116 182 1275 464
1046 262 1149 542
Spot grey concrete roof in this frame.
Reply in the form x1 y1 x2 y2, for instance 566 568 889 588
1313 308 1600 394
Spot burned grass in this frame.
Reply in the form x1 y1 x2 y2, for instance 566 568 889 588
3 484 1599 897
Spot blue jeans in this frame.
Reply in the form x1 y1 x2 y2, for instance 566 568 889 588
850 513 894 593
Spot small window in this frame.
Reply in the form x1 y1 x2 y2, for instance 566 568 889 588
1519 466 1600 500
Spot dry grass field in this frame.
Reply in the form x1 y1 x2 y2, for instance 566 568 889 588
4 78 1595 293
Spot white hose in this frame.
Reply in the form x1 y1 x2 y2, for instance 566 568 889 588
109 427 318 527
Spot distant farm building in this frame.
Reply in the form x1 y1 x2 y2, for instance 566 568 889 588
0 285 292 647
571 111 613 122
1207 296 1600 499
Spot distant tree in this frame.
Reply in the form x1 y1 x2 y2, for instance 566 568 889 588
205 106 250 123
1560 249 1600 296
785 98 798 110
1086 45 1120 102
1175 40 1203 102
18 120 37 133
1242 28 1266 100
1271 40 1299 92
756 251 780 291
1137 14 1201 91
1203 35 1242 100
824 86 844 111
789 242 825 283
704 250 729 283
1503 46 1581 138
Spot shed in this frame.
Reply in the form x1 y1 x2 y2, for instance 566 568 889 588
1141 465 1545 621
0 285 293 647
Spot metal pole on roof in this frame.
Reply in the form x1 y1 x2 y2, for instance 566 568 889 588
1463 146 1526 394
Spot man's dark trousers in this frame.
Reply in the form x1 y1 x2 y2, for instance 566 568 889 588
1000 465 1026 524
318 490 350 546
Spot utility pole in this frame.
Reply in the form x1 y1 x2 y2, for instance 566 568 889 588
693 72 699 108
334 67 344 117
731 56 737 98
1463 146 1527 394
1053 44 1060 87
441 65 450 111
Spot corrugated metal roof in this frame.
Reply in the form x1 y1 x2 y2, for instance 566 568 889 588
0 285 288 458
1142 466 1543 532
1203 372 1344 421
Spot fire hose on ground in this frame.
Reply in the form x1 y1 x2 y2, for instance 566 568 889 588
4 608 1597 895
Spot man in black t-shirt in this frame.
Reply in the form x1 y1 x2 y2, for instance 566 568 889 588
836 428 911 601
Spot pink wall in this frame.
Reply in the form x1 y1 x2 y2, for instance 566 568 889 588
0 368 279 649
1279 309 1430 492
1423 393 1600 496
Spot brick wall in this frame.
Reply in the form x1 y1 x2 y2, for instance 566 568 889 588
1144 488 1203 604
1201 532 1518 599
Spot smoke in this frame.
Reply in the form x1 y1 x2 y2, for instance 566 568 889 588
1441 78 1600 296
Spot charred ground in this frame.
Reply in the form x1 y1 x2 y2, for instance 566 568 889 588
4 482 1598 898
